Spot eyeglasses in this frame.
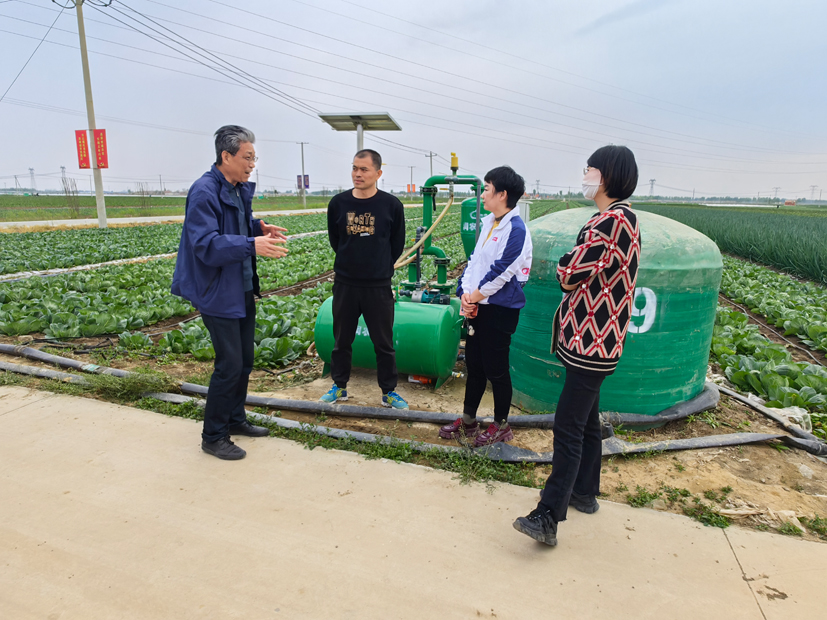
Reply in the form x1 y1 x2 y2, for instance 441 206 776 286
243 156 259 163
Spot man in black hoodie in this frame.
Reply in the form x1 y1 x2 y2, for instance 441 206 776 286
321 149 409 409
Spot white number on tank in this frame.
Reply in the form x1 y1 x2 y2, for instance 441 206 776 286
628 287 656 334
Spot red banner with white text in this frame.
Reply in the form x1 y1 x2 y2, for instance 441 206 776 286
75 130 90 169
93 129 109 169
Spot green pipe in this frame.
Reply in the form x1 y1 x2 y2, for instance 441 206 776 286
421 174 482 257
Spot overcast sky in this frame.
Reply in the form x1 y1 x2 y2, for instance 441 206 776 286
1 0 826 199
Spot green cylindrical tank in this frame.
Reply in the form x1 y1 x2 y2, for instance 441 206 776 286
315 296 463 385
460 197 491 259
512 207 722 415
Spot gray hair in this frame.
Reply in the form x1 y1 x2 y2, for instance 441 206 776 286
214 125 255 165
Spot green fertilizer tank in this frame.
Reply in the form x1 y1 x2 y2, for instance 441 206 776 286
511 207 722 415
314 293 463 388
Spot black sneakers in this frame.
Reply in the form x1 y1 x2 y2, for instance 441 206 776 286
229 421 269 437
569 492 600 514
202 436 246 460
513 507 558 546
538 489 600 515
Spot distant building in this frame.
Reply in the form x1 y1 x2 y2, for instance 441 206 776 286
784 199 796 206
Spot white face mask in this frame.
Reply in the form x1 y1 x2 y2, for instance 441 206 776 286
582 168 602 200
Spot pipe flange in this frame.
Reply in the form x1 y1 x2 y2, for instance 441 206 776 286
420 186 438 195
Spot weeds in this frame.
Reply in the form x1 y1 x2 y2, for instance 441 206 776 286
683 502 730 528
662 486 691 504
800 515 827 539
777 522 803 536
131 394 540 492
627 485 661 508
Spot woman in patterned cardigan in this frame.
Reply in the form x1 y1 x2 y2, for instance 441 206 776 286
513 145 641 546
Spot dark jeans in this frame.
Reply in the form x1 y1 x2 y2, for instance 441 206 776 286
464 303 520 424
200 291 256 443
331 281 397 393
539 369 605 522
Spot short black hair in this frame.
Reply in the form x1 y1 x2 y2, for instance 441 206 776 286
354 149 382 171
484 166 525 209
587 145 638 201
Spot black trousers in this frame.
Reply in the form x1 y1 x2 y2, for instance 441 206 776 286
331 281 397 393
539 369 605 522
200 291 256 443
463 303 520 424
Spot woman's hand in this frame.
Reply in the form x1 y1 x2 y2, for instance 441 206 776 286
468 289 486 304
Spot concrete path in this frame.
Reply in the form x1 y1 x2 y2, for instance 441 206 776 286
0 385 823 619
0 205 423 229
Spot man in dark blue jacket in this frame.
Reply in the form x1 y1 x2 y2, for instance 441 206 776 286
172 125 287 460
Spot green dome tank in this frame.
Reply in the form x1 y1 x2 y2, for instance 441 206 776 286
512 207 722 415
460 197 491 259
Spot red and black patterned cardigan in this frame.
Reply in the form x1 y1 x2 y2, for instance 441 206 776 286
554 202 641 376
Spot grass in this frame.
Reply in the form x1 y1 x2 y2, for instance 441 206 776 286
0 194 425 222
127 394 541 491
635 203 827 283
622 481 732 528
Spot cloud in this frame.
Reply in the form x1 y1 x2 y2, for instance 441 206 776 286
576 0 678 34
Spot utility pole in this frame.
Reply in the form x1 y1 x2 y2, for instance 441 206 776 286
409 165 415 196
536 180 540 196
29 168 36 194
159 175 164 194
692 188 695 201
69 0 108 227
14 175 20 195
297 142 308 209
60 166 66 180
772 187 780 201
426 152 434 178
649 179 656 197
810 185 818 201
255 169 260 196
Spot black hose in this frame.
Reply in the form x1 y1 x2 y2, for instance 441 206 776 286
717 384 826 446
7 343 825 456
3 361 826 458
0 344 719 429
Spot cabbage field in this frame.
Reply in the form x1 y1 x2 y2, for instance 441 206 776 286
1 199 825 437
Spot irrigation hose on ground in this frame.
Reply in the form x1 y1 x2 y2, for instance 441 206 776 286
393 195 455 270
0 341 719 429
2 346 826 458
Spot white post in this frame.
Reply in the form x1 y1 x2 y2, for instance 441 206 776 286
356 123 364 151
76 0 107 228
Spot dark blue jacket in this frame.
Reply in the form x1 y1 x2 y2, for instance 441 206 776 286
171 165 262 318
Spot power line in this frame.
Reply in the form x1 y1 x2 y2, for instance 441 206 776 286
325 0 819 142
85 1 320 120
0 4 65 103
128 0 826 158
15 2 826 161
